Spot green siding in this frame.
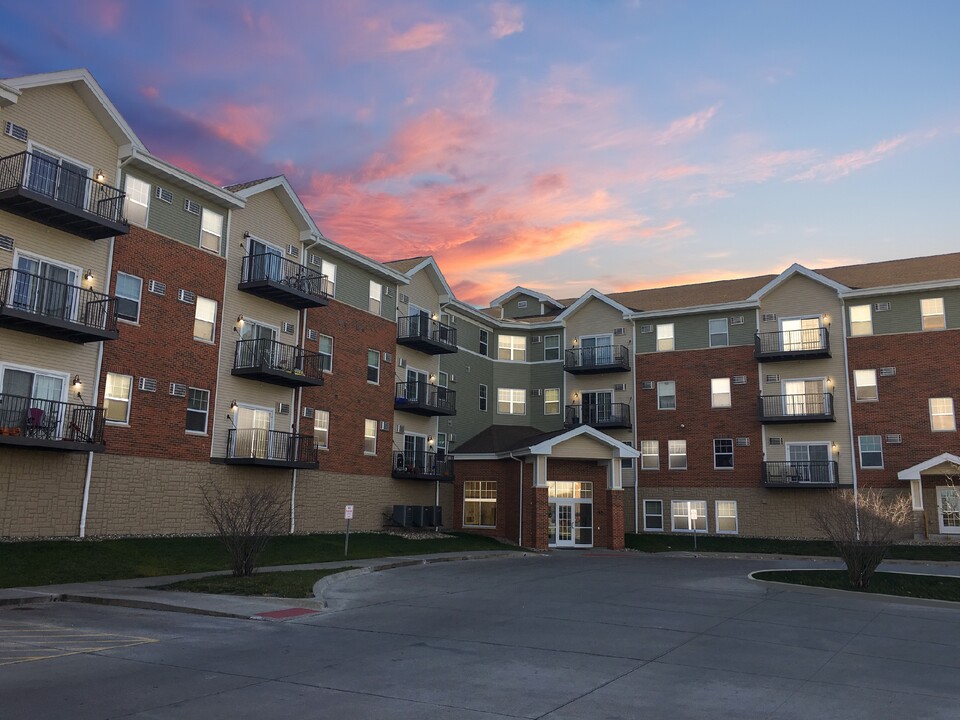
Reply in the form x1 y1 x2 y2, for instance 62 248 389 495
635 312 756 354
308 248 396 317
847 289 960 336
502 293 541 318
122 169 216 254
439 350 496 445
453 315 494 356
528 331 564 362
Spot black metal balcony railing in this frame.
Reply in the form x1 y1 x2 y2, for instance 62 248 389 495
0 151 128 240
754 327 830 360
394 381 457 416
0 267 119 343
0 392 106 451
757 393 835 423
762 461 839 488
563 345 631 374
396 315 458 354
225 428 318 468
232 338 323 387
238 253 330 309
392 450 454 482
564 403 632 429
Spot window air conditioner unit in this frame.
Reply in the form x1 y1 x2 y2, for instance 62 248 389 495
155 186 173 203
761 313 777 322
639 324 653 333
384 286 393 297
765 374 780 383
169 383 187 397
4 121 28 142
0 235 13 252
138 377 157 392
614 327 626 336
302 407 315 418
768 437 783 446
383 352 392 363
309 253 322 267
398 358 407 368
735 437 750 447
732 375 748 385
640 381 655 390
276 402 290 415
395 424 405 435
183 199 201 215
380 420 390 432
879 366 896 377
448 374 456 383
282 322 295 334
287 244 300 258
148 279 166 295
874 302 891 312
178 289 196 304
533 389 543 397
399 292 409 304
614 383 627 392
885 433 902 444
531 336 542 343
730 316 744 325
448 433 456 442
307 329 318 341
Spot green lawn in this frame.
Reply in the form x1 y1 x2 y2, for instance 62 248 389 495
625 533 960 561
754 569 960 602
0 532 513 588
161 568 356 598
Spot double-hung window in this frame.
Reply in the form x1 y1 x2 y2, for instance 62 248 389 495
199 208 223 253
479 383 488 412
369 281 382 315
640 440 659 470
367 350 380 384
185 388 209 433
849 304 873 336
656 323 674 351
479 329 489 356
498 335 526 361
104 372 132 424
711 378 731 408
672 500 706 532
194 297 217 342
318 335 333 372
921 298 945 331
709 318 728 347
363 419 377 454
123 175 150 226
544 388 560 415
314 410 329 449
497 388 526 415
858 435 883 468
716 501 738 534
115 272 142 323
657 381 676 410
930 398 956 432
544 334 560 361
714 439 734 469
463 481 497 527
668 440 687 470
854 369 878 401
643 500 663 531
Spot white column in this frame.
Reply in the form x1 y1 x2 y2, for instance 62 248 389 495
605 458 622 490
534 455 548 488
910 479 924 511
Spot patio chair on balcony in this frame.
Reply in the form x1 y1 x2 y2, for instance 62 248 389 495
26 407 55 439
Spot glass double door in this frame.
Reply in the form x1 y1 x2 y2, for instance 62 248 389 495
11 255 79 321
27 148 89 207
548 501 593 547
232 407 273 459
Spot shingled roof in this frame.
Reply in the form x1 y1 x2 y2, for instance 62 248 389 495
383 256 429 273
223 176 280 192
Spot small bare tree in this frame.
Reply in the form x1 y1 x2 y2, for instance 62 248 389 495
201 484 287 577
811 489 912 588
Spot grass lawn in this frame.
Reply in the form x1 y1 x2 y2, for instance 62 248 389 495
625 533 960 562
0 532 513 588
161 568 356 598
754 569 960 602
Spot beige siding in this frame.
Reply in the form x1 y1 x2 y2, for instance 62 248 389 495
549 435 614 459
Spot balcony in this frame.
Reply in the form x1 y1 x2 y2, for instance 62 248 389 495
564 403 632 430
394 381 456 416
762 461 839 488
563 345 631 374
231 338 323 388
0 392 106 452
224 428 318 468
238 253 330 309
0 151 129 240
392 450 454 482
755 328 830 361
758 393 835 424
0 268 119 343
396 315 457 355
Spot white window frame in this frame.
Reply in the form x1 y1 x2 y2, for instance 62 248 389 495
671 500 706 532
544 334 560 361
498 335 527 361
105 372 133 425
849 304 873 336
369 280 382 316
929 397 956 432
314 409 330 450
193 296 217 343
713 438 734 470
479 383 488 412
656 323 675 351
185 387 209 434
463 480 497 528
708 318 728 347
711 377 731 408
858 435 883 469
318 334 333 373
715 500 739 534
921 297 945 331
321 260 337 298
115 272 143 324
668 440 687 470
854 369 878 402
367 350 380 384
497 388 526 415
479 329 489 356
640 440 659 470
544 388 560 415
937 486 960 534
199 207 223 254
643 499 664 532
657 381 676 410
123 175 150 227
363 418 377 455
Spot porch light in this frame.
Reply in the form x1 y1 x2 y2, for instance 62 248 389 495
95 169 105 183
428 436 434 446
72 375 82 389
83 270 94 282
230 401 238 411
429 373 436 382
234 315 245 334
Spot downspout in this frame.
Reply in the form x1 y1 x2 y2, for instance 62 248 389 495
511 453 524 545
839 302 860 538
291 298 309 535
631 318 639 533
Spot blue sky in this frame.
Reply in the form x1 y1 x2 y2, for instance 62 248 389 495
2 0 958 304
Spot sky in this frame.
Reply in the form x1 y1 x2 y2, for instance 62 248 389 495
2 1 959 306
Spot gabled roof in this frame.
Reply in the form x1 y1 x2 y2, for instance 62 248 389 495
1 68 145 150
747 263 850 301
122 148 244 209
224 176 280 193
230 176 318 236
826 251 960 292
384 256 429 273
453 424 638 459
556 288 633 322
490 286 565 310
897 453 960 481
384 256 453 299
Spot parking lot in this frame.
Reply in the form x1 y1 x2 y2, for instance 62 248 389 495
2 552 959 719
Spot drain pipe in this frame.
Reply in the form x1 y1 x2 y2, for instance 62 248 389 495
511 453 524 545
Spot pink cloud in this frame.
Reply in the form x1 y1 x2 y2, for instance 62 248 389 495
790 136 908 182
202 102 275 152
490 2 524 39
90 0 125 31
657 105 720 145
140 86 160 100
387 21 450 52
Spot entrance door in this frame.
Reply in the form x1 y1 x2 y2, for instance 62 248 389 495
782 379 824 416
0 368 65 434
780 317 821 351
787 442 831 483
937 487 960 534
548 481 594 548
582 391 612 425
238 321 278 367
555 502 574 546
402 433 427 472
13 255 78 322
27 147 89 207
408 305 430 337
580 335 612 366
233 406 272 459
404 368 428 402
246 238 284 282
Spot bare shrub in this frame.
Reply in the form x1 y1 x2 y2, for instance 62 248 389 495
811 489 912 588
201 484 287 577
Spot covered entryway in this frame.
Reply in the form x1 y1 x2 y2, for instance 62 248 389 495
897 452 960 538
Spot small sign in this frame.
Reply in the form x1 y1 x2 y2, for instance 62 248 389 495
689 508 698 521
344 505 354 520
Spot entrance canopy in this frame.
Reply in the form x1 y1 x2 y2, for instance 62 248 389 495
896 452 960 481
453 424 638 461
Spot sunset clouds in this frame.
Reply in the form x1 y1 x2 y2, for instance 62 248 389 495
3 1 957 306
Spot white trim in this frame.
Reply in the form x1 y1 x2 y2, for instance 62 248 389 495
642 499 664 532
897 452 960 481
0 362 70 404
626 299 759 320
841 278 960 299
120 149 243 208
748 263 850 301
489 285 564 310
556 288 633 322
715 500 739 535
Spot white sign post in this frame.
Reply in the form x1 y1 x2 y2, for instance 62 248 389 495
689 507 699 551
344 505 354 557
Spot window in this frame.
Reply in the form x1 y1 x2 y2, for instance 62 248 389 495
321 260 337 297
711 378 731 408
498 335 526 361
672 500 706 532
714 439 734 469
437 432 447 452
318 334 333 372
858 435 883 468
369 281 382 315
367 350 380 384
709 318 728 347
123 175 150 226
921 297 945 331
104 372 132 424
479 384 488 412
185 388 209 433
463 480 497 527
657 381 676 410
849 304 873 336
497 388 526 415
544 388 560 415
641 440 659 470
544 335 560 361
199 207 222 253
656 323 674 351
622 442 634 469
115 272 142 323
854 369 877 401
716 501 738 534
517 300 528 309
643 500 663 531
930 398 956 432
479 329 489 356
193 297 217 342
668 440 687 470
363 418 377 454
314 410 329 449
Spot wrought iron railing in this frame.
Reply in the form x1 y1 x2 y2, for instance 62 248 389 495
755 327 829 357
564 403 632 427
240 253 330 299
0 392 105 444
396 315 457 347
233 338 322 379
226 428 317 464
395 381 457 413
0 267 118 332
0 151 126 224
393 449 454 479
762 461 838 487
758 393 834 421
563 345 631 371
